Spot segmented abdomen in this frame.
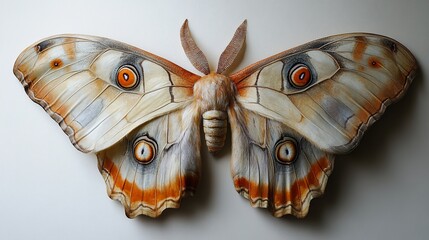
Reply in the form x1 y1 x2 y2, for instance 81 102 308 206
203 110 227 152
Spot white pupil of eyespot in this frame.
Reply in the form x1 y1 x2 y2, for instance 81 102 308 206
276 138 297 164
136 144 149 158
299 72 305 80
133 137 157 164
123 73 129 80
280 145 292 159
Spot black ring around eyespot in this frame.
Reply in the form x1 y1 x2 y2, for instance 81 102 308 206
116 64 140 90
132 135 158 165
282 55 317 91
274 136 299 165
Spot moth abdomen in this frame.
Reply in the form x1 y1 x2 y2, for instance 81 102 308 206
202 110 227 152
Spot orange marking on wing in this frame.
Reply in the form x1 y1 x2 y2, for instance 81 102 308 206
237 88 252 98
55 102 71 119
130 182 144 203
147 53 200 84
234 176 249 190
50 59 63 69
233 157 332 210
234 177 269 201
317 156 331 171
274 156 331 208
102 157 197 211
368 56 382 68
290 64 311 88
117 66 138 89
249 181 268 200
122 176 134 197
236 80 245 89
305 163 319 189
353 37 367 61
176 68 201 83
290 177 307 207
63 39 76 60
284 185 293 206
183 87 194 97
356 107 372 124
235 77 256 90
30 78 46 97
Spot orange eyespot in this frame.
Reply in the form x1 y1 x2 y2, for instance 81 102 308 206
289 63 312 88
50 59 63 69
133 136 157 164
117 65 139 89
275 137 298 164
368 56 382 68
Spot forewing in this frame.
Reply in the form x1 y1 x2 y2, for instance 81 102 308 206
14 35 199 152
231 33 417 153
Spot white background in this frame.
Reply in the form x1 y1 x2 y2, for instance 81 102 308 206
1 0 428 239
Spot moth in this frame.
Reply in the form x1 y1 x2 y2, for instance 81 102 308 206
13 20 417 218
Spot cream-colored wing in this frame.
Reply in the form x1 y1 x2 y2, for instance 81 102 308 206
14 35 199 152
97 103 200 218
231 33 417 153
228 104 334 217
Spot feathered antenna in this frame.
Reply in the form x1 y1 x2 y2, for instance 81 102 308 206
180 19 210 75
216 20 247 74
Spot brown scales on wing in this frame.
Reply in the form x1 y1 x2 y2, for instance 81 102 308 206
99 157 198 218
62 38 76 60
353 36 368 61
282 156 331 205
234 156 332 217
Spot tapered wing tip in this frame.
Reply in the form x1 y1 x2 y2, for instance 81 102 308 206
13 46 30 82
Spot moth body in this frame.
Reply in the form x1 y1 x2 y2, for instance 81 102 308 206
194 73 233 152
202 110 227 152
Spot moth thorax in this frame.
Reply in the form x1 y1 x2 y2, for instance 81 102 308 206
203 110 227 152
193 73 233 113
